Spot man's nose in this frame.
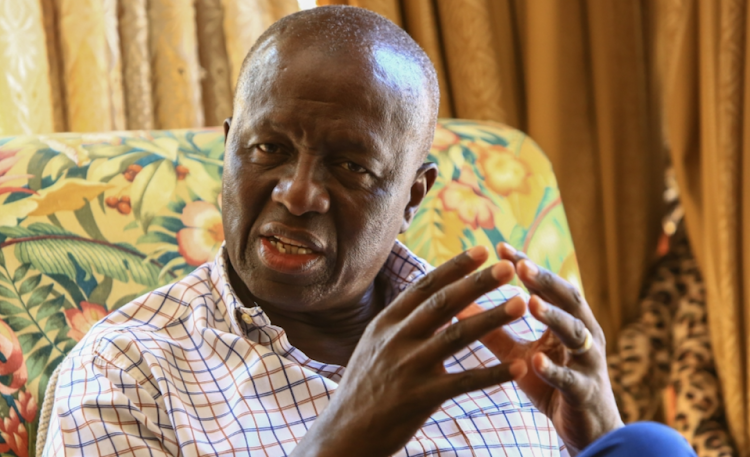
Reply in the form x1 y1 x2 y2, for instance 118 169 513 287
271 159 331 216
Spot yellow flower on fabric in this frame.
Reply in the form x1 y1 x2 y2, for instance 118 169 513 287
473 138 558 229
432 124 460 150
475 143 532 196
177 201 225 266
438 168 497 230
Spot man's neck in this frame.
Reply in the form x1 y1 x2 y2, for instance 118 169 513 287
263 279 384 366
227 264 384 366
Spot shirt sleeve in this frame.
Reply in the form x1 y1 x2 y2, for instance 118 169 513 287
42 353 174 457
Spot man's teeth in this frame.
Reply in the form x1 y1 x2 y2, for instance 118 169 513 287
269 238 313 255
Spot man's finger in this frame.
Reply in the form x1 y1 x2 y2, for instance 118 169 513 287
417 296 526 362
401 260 515 335
497 243 601 337
386 246 489 320
458 302 528 361
430 360 527 400
528 296 599 363
531 352 588 398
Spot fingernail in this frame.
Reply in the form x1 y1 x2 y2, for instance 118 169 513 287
467 245 488 260
538 353 549 370
509 360 527 379
490 262 507 280
522 260 539 277
534 296 547 313
504 297 525 316
502 243 516 255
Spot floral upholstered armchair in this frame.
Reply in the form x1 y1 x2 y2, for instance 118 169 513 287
0 119 579 457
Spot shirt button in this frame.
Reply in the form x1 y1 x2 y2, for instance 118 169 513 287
241 313 253 324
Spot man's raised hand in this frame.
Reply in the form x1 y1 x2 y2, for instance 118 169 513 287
294 246 528 457
458 243 624 456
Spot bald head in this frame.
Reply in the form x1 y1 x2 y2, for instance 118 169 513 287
221 6 442 319
234 5 440 161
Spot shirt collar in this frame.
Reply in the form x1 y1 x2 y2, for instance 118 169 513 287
214 240 432 343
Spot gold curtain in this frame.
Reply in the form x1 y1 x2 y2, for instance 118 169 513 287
0 0 55 136
321 0 665 350
0 0 299 134
657 0 750 453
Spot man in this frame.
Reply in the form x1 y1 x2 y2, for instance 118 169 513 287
44 6 696 457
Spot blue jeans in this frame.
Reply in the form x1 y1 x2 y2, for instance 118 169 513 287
578 422 697 457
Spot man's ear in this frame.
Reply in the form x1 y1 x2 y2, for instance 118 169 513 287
223 117 232 144
400 162 438 233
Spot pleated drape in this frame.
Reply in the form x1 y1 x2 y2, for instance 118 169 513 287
0 0 298 134
522 0 664 348
0 0 54 136
322 0 665 347
222 0 299 94
119 0 154 130
658 0 750 453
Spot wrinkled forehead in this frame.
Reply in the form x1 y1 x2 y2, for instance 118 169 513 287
232 37 430 169
236 36 425 115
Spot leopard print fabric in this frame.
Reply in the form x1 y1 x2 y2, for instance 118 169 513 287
606 225 736 456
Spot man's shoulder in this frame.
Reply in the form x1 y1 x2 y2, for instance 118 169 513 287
68 263 221 362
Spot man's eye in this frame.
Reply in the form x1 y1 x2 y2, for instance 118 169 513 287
342 162 367 173
257 144 279 154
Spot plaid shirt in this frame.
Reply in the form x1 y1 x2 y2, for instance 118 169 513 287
44 241 566 457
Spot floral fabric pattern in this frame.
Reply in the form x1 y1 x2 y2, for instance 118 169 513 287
0 119 579 456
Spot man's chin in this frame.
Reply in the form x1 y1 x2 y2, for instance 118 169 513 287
244 276 331 312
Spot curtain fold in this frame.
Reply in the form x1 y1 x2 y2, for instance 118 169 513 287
39 0 67 132
196 0 233 127
119 0 154 130
148 0 204 129
222 0 298 95
659 0 750 453
0 0 298 134
58 0 122 132
0 0 55 136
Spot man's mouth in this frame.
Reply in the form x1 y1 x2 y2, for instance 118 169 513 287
267 235 316 255
257 232 325 276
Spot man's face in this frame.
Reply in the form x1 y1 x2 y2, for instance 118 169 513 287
222 41 427 312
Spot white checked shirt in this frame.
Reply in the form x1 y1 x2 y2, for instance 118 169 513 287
44 241 567 457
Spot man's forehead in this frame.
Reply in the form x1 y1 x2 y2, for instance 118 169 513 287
240 42 413 131
241 34 426 103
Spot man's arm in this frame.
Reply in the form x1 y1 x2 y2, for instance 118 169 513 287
42 354 174 457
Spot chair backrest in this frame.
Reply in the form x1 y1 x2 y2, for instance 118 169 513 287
0 119 579 456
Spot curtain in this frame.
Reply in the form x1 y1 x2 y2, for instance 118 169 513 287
321 0 665 352
0 0 55 135
658 0 750 453
0 0 299 135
